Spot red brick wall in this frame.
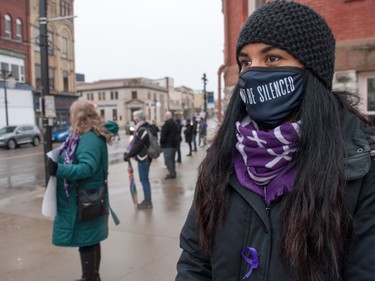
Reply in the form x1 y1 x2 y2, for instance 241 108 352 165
0 0 31 84
223 0 375 89
298 0 375 41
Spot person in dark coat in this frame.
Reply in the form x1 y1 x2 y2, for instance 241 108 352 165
123 110 153 209
176 1 375 281
183 119 193 156
175 118 183 163
47 99 115 281
160 111 178 179
191 116 198 152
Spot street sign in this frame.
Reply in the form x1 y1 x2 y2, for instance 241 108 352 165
44 95 56 118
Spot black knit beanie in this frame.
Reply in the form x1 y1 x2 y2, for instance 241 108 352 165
236 0 335 90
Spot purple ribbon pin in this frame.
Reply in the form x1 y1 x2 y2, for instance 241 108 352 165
241 247 259 279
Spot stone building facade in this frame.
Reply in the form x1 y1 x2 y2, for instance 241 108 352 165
29 0 77 128
77 77 197 129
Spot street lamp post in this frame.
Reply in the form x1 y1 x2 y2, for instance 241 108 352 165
202 73 207 120
1 69 11 126
39 0 52 185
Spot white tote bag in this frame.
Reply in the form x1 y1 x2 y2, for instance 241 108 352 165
42 176 57 218
42 147 60 218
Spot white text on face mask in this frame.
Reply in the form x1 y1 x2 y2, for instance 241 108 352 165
240 76 295 104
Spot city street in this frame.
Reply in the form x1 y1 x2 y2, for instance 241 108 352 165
0 129 209 281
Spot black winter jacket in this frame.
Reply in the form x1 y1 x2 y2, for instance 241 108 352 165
176 113 375 281
127 122 151 162
160 119 178 148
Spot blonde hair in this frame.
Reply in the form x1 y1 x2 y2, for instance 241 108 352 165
70 99 112 142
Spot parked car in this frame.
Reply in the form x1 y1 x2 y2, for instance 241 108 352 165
52 126 71 142
0 125 41 149
125 121 136 135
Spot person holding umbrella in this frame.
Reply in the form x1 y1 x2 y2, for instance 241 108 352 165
123 110 153 210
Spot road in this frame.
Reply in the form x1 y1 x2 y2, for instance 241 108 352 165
0 127 210 281
0 135 129 198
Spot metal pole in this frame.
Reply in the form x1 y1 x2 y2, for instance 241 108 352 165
39 0 52 185
202 73 207 119
2 69 9 126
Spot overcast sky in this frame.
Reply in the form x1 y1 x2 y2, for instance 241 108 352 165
74 0 224 95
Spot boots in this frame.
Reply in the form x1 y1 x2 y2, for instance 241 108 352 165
76 246 97 281
94 244 101 281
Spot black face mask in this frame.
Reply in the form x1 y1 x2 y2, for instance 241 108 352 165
238 66 305 129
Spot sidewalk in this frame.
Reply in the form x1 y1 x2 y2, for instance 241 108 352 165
0 140 207 281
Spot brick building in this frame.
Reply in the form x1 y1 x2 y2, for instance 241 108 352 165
0 0 35 126
220 0 375 120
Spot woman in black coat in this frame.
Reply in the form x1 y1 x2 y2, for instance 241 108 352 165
176 1 375 281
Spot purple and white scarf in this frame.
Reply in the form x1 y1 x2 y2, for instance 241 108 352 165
59 133 81 205
234 116 301 206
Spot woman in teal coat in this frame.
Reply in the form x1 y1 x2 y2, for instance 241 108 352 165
47 99 117 281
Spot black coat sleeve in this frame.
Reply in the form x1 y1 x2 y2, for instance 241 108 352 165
176 207 212 281
343 158 375 280
127 128 149 158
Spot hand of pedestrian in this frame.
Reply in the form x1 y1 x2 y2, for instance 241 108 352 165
123 152 129 162
47 157 58 176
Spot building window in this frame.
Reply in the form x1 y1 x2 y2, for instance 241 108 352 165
63 70 69 92
61 37 68 58
102 92 106 100
112 109 118 121
98 92 102 100
11 64 19 81
20 65 24 82
132 91 137 99
100 109 105 119
60 0 71 16
110 91 119 100
16 19 22 42
48 32 54 55
91 93 94 100
1 61 25 83
35 65 41 89
87 93 91 100
4 14 12 39
49 68 55 90
147 91 151 100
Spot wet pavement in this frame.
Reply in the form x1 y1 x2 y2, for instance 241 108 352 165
0 132 209 281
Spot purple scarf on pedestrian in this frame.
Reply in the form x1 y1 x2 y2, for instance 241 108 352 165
234 116 300 206
59 133 81 204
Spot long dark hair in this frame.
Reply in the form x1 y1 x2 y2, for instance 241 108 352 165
194 70 365 281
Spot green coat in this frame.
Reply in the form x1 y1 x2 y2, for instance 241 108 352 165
52 131 109 247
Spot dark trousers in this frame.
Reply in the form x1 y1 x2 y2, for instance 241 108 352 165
176 141 181 162
163 148 176 176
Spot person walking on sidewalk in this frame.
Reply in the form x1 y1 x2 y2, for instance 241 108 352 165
123 110 153 209
176 1 375 280
47 99 115 281
160 111 178 179
183 119 193 156
191 116 198 152
175 118 183 163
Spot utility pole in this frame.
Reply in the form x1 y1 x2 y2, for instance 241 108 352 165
202 73 207 120
39 0 52 185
